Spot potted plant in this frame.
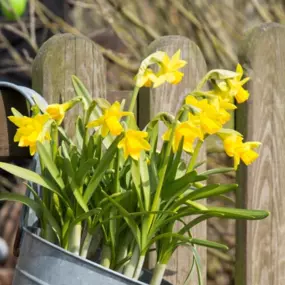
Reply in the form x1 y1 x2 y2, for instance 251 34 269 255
0 50 268 285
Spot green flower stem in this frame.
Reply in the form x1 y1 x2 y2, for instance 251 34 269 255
150 263 167 285
80 232 93 258
68 223 82 255
127 86 140 115
133 255 145 280
123 244 140 278
101 244 112 268
187 140 203 173
51 124 58 160
191 90 216 98
146 117 179 231
195 72 211 91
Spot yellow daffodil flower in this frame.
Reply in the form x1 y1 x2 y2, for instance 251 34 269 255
223 134 261 169
135 51 166 87
8 114 51 155
209 64 250 104
46 103 68 124
153 50 187 88
186 95 222 135
162 120 203 153
227 64 250 103
118 130 151 160
87 101 132 137
46 98 81 124
135 68 158 87
210 97 237 125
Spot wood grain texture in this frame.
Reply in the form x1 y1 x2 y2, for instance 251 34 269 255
32 33 107 138
236 23 285 285
107 90 133 110
140 35 207 285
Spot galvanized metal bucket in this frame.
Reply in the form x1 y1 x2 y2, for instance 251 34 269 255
13 228 172 285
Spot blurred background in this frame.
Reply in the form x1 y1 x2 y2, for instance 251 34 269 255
0 1 284 284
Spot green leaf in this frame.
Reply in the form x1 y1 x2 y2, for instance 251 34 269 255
142 232 191 255
179 215 211 236
101 190 141 248
162 170 207 200
165 138 184 183
94 98 111 109
85 100 97 125
186 184 238 201
204 207 269 220
0 163 63 197
192 246 204 285
190 238 228 251
0 192 42 217
75 158 98 186
0 192 62 242
200 167 235 176
24 183 63 239
84 134 123 203
72 75 92 104
185 200 208 211
58 127 75 146
75 117 85 149
73 188 89 213
37 142 65 190
194 160 206 170
131 160 144 211
31 94 47 113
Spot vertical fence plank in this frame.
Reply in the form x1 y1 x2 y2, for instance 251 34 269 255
32 33 106 138
236 23 285 285
139 35 207 285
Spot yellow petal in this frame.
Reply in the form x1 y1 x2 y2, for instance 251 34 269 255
101 123 109 137
223 135 243 157
29 144 37 156
46 104 65 122
106 116 123 136
235 88 249 104
234 154 240 170
240 150 259 166
8 116 30 127
87 118 103 128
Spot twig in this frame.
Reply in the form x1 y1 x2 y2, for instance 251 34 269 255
29 0 38 51
251 0 273 22
0 31 26 66
171 0 202 30
119 5 160 39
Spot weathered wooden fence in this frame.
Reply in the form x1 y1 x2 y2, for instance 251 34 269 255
0 22 284 284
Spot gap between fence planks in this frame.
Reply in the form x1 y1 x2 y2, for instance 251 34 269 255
236 22 285 285
0 89 30 160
